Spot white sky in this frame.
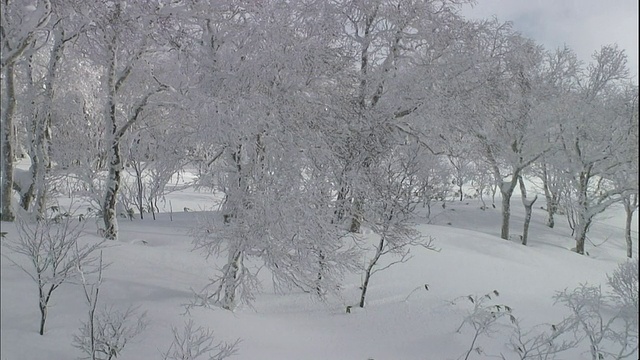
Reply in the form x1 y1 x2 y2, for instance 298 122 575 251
459 0 639 83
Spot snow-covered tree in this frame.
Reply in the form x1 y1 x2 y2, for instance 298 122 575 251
189 0 360 310
76 1 173 239
448 19 552 241
15 0 89 218
325 0 472 233
358 141 436 308
557 45 635 255
1 0 54 221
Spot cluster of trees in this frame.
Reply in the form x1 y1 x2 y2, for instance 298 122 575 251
2 0 637 309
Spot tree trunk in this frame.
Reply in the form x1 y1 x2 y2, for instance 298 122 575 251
39 301 47 336
575 224 587 255
102 33 119 240
334 185 348 223
518 176 537 246
542 164 557 228
521 197 537 246
22 96 49 216
28 27 63 218
350 197 363 233
573 217 592 255
359 235 385 308
102 139 122 240
500 192 511 240
499 178 518 240
316 249 326 297
222 249 243 310
1 64 17 221
38 284 48 335
623 195 637 258
133 161 144 220
573 171 591 255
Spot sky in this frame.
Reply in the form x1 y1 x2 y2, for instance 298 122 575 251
459 0 639 83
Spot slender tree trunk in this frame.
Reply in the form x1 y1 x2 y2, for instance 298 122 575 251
133 161 144 220
491 183 498 207
1 64 17 221
315 249 326 297
103 139 122 240
222 249 243 310
623 195 637 258
359 234 385 308
573 171 591 255
542 164 557 228
518 176 537 246
39 301 47 335
38 283 52 336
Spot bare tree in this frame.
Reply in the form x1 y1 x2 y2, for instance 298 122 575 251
74 305 148 360
553 263 638 360
508 317 582 360
162 320 240 360
358 143 436 308
452 290 514 360
2 214 102 335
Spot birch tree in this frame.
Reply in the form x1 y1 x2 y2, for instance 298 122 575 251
189 0 360 310
531 46 582 228
327 0 471 232
1 0 52 221
358 142 436 308
558 45 635 255
79 1 171 239
18 1 89 218
460 20 551 241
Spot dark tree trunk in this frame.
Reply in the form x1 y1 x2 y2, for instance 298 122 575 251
500 191 511 240
102 140 122 240
222 249 243 310
359 235 385 308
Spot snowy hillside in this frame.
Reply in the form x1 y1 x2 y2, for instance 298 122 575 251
1 185 637 360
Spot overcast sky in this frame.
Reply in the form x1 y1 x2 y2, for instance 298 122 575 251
459 0 639 83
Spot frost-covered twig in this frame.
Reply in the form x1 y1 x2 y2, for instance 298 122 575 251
2 215 102 335
161 320 240 360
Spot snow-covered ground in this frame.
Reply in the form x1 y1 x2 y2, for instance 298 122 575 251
1 181 637 359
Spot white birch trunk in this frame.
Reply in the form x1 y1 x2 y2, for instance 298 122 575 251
1 64 17 221
622 194 637 258
518 176 538 246
101 34 119 240
499 178 519 240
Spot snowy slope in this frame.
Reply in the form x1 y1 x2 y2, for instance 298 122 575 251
1 187 637 360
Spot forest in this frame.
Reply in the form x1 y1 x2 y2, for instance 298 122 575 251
1 1 638 359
